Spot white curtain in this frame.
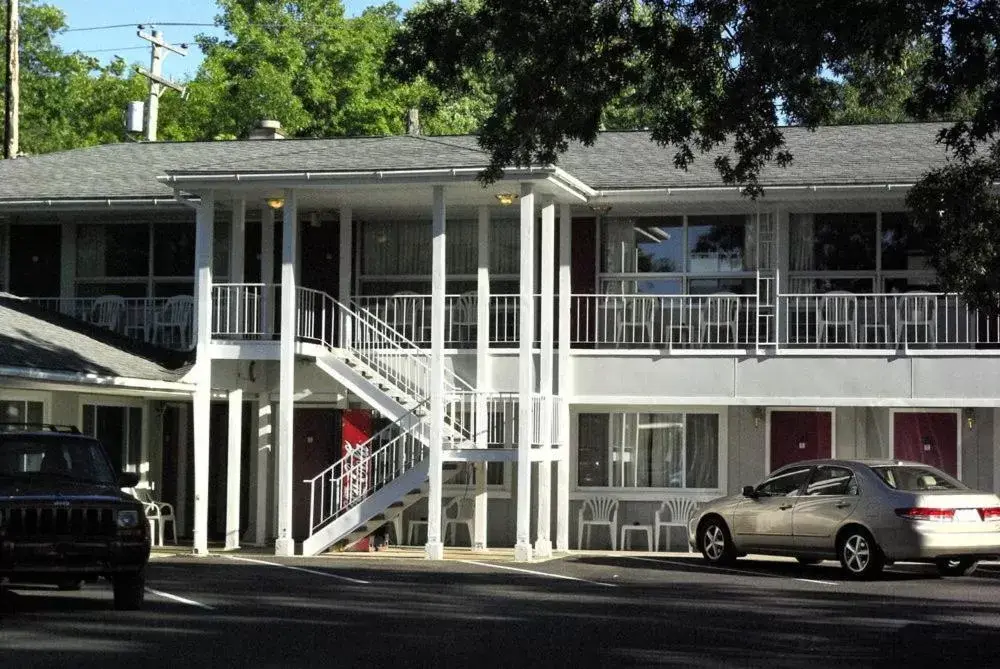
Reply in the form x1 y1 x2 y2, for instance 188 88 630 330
637 413 684 487
685 414 719 488
490 219 519 274
603 218 636 274
789 213 815 272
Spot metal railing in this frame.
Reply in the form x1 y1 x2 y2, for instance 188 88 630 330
27 296 185 348
211 283 277 338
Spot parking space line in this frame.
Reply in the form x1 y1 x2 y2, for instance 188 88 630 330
623 555 839 585
146 588 216 610
459 560 617 587
223 555 371 585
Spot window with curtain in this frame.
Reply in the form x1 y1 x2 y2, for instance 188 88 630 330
578 411 720 489
0 399 44 427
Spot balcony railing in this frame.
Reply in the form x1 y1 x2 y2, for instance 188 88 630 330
27 296 191 350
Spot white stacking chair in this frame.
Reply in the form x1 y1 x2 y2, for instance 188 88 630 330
443 497 476 546
153 295 194 349
697 292 739 345
895 292 938 346
451 291 478 345
654 497 699 552
578 496 619 550
816 291 857 345
131 481 177 547
90 295 126 332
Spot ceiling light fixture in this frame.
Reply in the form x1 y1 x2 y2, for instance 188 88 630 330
495 193 519 206
266 197 284 210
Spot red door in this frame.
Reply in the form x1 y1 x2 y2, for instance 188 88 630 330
769 410 833 472
892 412 958 477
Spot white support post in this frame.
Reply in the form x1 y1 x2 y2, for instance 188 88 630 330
535 201 555 558
225 388 243 550
260 207 275 334
426 186 447 560
474 205 491 551
339 206 353 347
192 190 215 556
556 204 572 552
250 395 272 546
275 189 298 557
175 403 189 538
515 183 536 562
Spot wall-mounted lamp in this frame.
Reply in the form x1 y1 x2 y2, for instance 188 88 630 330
495 192 519 206
797 436 807 451
921 436 933 452
753 406 765 428
266 197 285 210
965 408 976 430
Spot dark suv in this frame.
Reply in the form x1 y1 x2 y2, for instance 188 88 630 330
0 424 150 609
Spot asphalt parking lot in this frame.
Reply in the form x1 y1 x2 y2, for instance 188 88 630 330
2 553 999 668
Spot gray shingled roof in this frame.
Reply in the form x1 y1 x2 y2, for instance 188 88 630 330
0 123 959 201
0 297 193 383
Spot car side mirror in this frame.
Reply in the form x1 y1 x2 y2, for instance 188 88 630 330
742 485 757 498
119 471 140 488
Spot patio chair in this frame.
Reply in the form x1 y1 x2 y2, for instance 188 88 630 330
816 291 857 345
614 296 657 345
451 291 478 346
153 295 194 350
442 497 476 546
895 292 938 346
578 496 619 550
385 291 428 343
654 497 699 552
90 295 126 332
129 481 177 547
697 292 739 345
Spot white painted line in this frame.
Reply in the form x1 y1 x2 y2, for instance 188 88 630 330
625 555 840 585
459 560 617 587
146 588 215 610
223 555 370 585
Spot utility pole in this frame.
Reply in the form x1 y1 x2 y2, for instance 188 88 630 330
3 0 18 159
136 26 187 142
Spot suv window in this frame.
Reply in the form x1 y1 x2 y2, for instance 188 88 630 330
0 435 117 485
804 466 857 496
756 466 812 497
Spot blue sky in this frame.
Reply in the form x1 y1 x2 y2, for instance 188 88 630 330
50 0 417 80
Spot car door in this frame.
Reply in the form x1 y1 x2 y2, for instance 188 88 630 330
792 465 860 552
733 465 813 550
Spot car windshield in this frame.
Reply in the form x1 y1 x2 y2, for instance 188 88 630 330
0 435 117 485
871 465 966 492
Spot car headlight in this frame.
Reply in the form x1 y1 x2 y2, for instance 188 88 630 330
117 510 140 529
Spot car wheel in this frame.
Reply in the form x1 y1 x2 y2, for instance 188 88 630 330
936 558 978 577
56 579 83 591
796 558 821 566
112 572 145 611
698 518 737 566
838 528 884 579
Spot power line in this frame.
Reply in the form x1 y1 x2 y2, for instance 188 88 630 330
74 46 150 53
64 22 216 33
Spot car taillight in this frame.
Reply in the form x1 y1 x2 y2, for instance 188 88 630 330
980 507 1000 521
895 507 955 521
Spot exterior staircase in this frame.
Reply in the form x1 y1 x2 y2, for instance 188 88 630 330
296 289 479 555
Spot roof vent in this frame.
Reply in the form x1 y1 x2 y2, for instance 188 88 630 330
248 120 286 140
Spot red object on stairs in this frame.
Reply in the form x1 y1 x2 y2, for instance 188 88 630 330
342 410 374 552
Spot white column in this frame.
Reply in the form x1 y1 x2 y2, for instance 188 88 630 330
260 207 275 334
250 395 272 546
275 189 298 557
192 190 215 556
426 185 446 560
515 183 536 562
556 204 572 552
535 201 555 558
225 388 243 550
175 403 189 538
474 205 491 551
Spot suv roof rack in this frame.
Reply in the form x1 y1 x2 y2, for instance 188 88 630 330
0 422 81 434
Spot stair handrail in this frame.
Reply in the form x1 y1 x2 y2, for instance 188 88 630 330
304 400 430 535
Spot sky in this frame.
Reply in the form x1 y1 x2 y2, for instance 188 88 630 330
50 0 417 80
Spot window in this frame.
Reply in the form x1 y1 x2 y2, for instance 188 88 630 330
77 223 150 278
804 466 857 496
600 215 768 295
789 213 876 272
0 399 44 427
578 411 720 489
872 466 966 491
756 465 812 497
82 405 142 474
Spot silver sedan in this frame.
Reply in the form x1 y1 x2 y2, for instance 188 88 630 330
687 459 1000 578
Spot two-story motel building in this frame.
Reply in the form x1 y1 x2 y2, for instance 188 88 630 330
0 121 996 560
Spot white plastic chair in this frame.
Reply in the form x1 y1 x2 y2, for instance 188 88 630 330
90 295 126 331
451 291 478 345
130 481 177 547
153 295 194 349
697 293 739 344
895 292 938 345
614 296 657 345
443 497 476 546
578 496 619 550
654 497 699 552
816 291 857 345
